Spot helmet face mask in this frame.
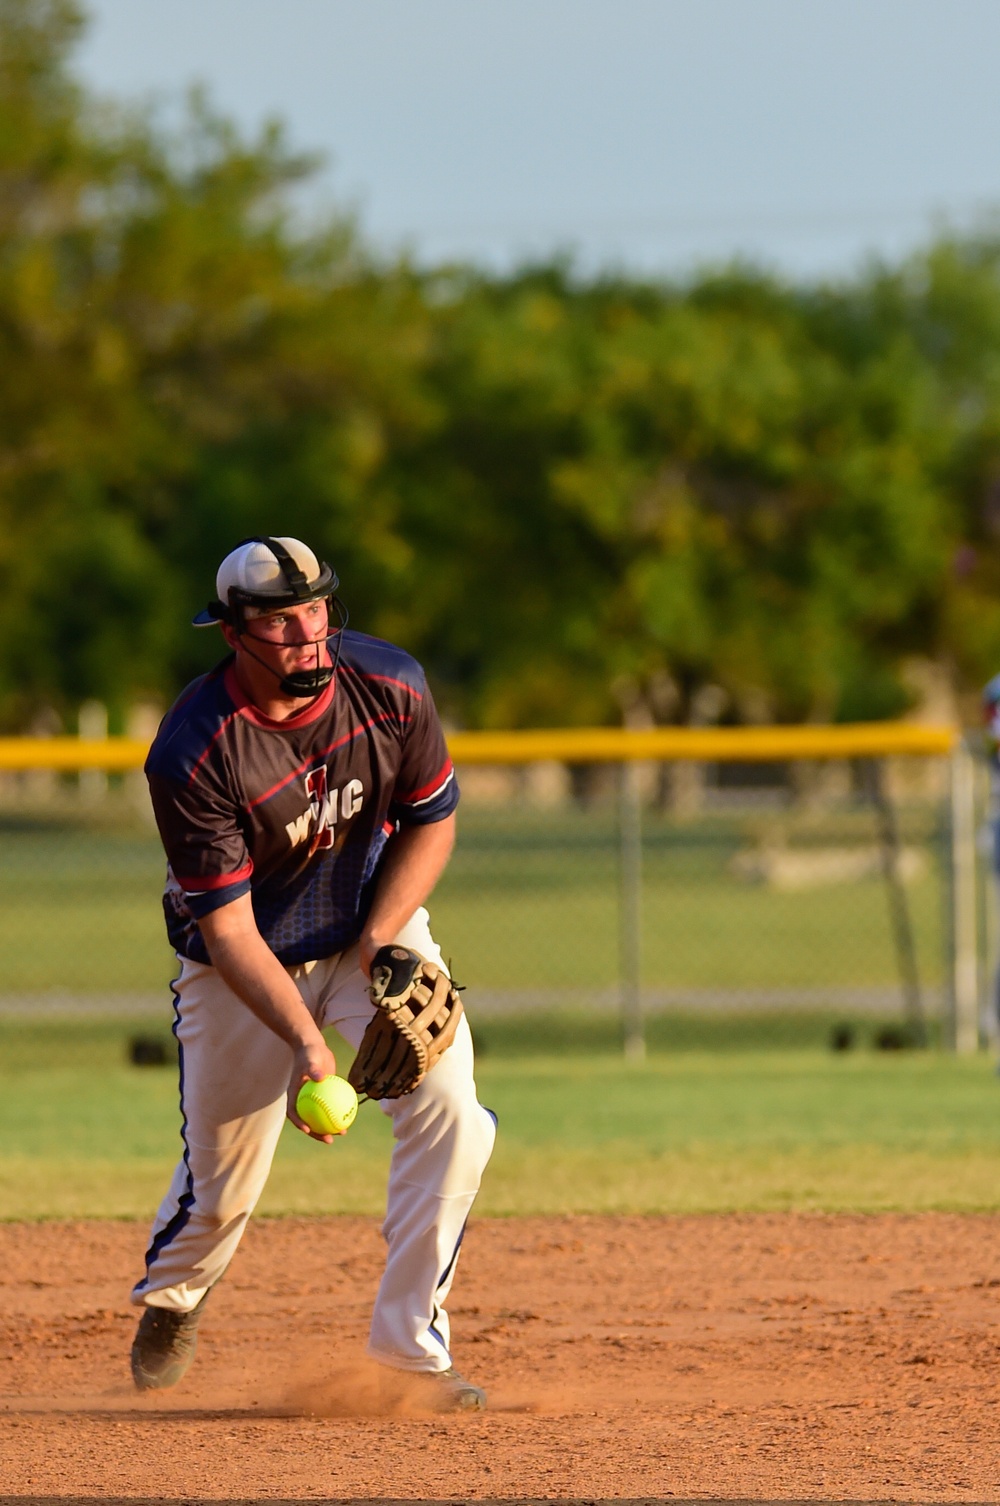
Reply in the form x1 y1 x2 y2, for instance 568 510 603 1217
237 591 349 698
194 536 348 699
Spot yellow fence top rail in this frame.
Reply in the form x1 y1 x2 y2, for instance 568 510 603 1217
0 720 959 771
447 722 959 763
0 738 151 771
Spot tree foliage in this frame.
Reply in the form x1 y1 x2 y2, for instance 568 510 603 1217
2 0 1000 731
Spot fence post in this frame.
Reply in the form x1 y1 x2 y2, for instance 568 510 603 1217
949 740 980 1054
618 759 645 1060
862 759 926 1044
78 699 108 803
978 756 999 1048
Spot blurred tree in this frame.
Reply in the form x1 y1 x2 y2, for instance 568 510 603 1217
400 264 956 727
0 0 432 729
2 0 999 734
850 234 1000 694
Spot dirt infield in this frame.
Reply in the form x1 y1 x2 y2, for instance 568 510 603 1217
1 1214 999 1502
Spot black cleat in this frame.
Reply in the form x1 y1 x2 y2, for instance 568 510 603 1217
130 1291 210 1392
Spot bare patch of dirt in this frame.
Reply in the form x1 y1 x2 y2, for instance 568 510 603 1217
1 1214 999 1500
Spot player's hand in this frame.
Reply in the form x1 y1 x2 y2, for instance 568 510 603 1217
286 1038 339 1141
358 932 387 981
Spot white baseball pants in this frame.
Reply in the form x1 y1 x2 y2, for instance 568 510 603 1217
130 909 497 1373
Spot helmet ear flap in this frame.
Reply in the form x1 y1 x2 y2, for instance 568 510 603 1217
225 598 246 635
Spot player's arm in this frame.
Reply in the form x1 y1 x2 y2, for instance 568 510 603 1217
197 895 340 1142
359 811 456 977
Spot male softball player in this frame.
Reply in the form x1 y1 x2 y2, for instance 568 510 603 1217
128 536 496 1410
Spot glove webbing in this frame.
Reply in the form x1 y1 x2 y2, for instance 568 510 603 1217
349 947 464 1101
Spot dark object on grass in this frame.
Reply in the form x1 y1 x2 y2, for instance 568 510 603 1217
129 1035 172 1067
873 1022 918 1052
860 758 927 1047
829 1022 855 1052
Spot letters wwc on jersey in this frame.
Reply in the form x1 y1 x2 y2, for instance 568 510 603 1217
285 768 365 849
145 630 459 966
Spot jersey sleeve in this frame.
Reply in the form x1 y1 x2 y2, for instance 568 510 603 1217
388 680 459 826
146 768 254 918
986 699 1000 761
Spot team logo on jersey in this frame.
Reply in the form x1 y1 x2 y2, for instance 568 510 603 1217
285 767 364 850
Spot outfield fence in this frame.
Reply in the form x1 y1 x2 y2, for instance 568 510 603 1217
0 722 989 1057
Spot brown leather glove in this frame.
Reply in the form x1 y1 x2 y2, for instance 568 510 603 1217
348 946 464 1100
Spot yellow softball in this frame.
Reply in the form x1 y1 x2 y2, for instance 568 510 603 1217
296 1075 359 1135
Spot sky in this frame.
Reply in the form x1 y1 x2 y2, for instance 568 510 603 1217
73 0 1000 283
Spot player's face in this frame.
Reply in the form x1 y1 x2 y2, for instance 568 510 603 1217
245 599 329 648
247 600 328 657
228 599 332 680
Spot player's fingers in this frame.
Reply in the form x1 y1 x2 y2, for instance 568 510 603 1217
286 1089 328 1139
287 1102 334 1143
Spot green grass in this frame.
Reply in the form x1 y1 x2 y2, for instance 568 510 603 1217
436 803 946 990
0 802 963 1219
0 823 176 991
471 1009 939 1055
0 803 947 996
1 1015 996 1219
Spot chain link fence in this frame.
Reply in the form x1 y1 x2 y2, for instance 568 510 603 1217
437 758 954 1054
0 727 986 1054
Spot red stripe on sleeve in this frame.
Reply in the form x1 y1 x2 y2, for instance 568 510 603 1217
173 862 254 892
396 758 454 806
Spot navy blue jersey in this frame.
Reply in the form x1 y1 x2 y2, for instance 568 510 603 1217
145 631 458 965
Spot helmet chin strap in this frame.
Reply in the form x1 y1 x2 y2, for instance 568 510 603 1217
237 598 348 700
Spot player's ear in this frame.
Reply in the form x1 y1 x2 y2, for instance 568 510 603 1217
219 621 240 652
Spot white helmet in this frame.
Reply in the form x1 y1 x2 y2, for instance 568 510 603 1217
193 536 338 628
